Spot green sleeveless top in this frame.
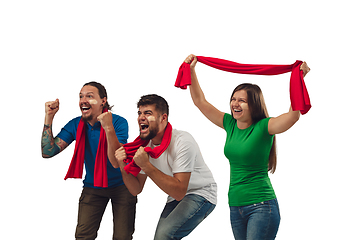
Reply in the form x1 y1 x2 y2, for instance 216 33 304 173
223 113 276 206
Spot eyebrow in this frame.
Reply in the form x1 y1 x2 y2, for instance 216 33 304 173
138 110 153 114
231 97 247 100
79 92 95 95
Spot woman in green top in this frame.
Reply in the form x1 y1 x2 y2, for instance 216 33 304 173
183 54 310 240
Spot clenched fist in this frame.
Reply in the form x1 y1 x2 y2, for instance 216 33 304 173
45 99 59 115
300 62 310 77
97 111 113 131
133 147 150 169
44 99 59 125
184 54 197 69
115 146 127 163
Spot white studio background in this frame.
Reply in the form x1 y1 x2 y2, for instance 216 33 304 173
1 0 359 239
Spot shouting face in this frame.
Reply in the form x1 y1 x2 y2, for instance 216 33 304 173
137 104 160 141
79 85 105 125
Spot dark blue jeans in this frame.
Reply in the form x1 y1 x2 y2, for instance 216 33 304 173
230 198 280 240
154 194 216 240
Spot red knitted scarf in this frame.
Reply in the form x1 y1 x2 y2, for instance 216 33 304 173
123 123 172 177
64 109 108 188
175 56 311 114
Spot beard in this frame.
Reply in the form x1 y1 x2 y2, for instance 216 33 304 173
140 124 159 141
81 109 95 123
80 103 95 123
81 114 94 123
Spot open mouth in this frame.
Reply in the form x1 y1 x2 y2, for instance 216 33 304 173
81 105 91 113
233 109 242 113
140 123 149 133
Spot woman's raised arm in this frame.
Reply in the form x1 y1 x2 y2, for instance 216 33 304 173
185 54 225 129
268 62 310 135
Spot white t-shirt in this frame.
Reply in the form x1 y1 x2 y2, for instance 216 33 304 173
141 129 217 204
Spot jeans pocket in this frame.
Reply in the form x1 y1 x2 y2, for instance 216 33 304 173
78 187 91 203
79 192 85 202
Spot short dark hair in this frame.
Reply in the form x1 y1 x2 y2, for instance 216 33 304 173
137 94 169 117
83 81 112 110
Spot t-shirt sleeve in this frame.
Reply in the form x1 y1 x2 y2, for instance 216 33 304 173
113 115 129 144
223 113 234 132
171 133 196 174
257 117 272 136
56 117 80 145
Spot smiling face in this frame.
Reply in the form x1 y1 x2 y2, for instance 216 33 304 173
79 85 106 125
231 90 252 128
137 104 161 141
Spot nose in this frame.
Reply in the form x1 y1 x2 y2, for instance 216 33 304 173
232 100 240 107
80 96 89 105
138 113 146 122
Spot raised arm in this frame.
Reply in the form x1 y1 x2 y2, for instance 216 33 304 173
97 112 123 169
268 62 310 135
185 54 225 129
42 99 68 158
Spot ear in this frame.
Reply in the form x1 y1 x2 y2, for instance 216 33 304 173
101 97 107 107
161 113 168 123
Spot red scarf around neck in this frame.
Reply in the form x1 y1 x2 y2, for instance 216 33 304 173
123 123 172 177
175 56 311 114
64 109 108 188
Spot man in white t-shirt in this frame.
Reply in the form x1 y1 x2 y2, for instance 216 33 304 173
109 94 217 240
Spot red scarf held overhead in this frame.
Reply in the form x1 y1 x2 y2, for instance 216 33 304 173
175 56 311 115
64 109 108 188
123 123 173 177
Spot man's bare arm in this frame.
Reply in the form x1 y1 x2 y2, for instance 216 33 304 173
41 124 68 158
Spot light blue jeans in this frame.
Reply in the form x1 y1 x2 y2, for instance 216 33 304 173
230 198 280 240
153 194 216 240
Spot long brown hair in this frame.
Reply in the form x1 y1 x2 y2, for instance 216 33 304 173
83 81 113 111
230 83 277 173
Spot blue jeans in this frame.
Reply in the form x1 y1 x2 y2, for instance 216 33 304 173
154 194 216 240
230 198 280 240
